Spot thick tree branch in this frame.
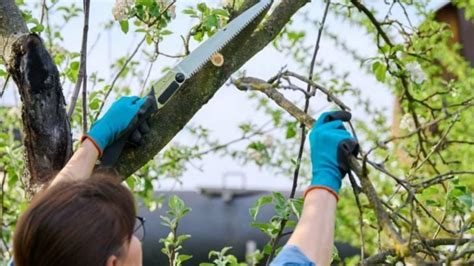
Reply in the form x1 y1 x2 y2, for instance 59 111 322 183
113 0 311 177
0 0 72 190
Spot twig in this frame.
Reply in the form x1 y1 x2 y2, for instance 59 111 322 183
157 51 186 58
39 0 47 25
95 36 146 120
416 170 474 191
348 172 365 260
410 116 458 174
349 0 433 171
233 77 315 127
141 61 155 94
362 238 471 265
158 121 276 169
81 0 90 133
349 0 392 46
0 172 8 256
1 74 10 98
377 103 473 146
283 71 351 111
67 0 91 121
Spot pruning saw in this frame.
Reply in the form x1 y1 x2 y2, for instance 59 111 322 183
101 0 273 166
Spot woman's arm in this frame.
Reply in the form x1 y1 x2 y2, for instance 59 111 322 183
49 138 99 187
287 189 337 265
271 111 358 266
48 95 153 189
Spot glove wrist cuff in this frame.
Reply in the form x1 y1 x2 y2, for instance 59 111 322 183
304 186 339 201
81 135 103 157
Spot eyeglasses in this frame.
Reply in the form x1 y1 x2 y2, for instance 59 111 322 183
134 216 146 242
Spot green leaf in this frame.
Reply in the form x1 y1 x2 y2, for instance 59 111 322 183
249 195 273 220
89 98 100 110
120 20 129 34
176 234 191 245
263 243 273 255
425 199 441 207
205 15 218 28
178 254 193 263
160 29 173 36
30 24 44 33
212 8 229 17
285 122 297 139
183 8 197 16
146 33 153 45
197 3 208 13
70 61 80 71
248 141 265 151
372 61 387 82
126 177 136 190
220 246 232 255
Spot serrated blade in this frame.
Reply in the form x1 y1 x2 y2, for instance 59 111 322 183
175 0 272 78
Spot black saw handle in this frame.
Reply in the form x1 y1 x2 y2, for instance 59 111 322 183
99 88 158 167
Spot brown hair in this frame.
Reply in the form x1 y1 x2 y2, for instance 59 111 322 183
13 176 136 266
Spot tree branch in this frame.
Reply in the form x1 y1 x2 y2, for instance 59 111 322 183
232 75 408 249
362 238 471 265
112 0 311 177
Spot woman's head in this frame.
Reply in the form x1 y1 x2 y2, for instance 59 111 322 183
13 177 141 266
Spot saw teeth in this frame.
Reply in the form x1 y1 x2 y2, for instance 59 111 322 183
187 0 271 76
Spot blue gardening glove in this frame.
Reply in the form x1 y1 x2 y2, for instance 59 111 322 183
308 111 359 196
84 96 152 155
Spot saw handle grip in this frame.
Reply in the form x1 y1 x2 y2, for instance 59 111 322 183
100 89 158 167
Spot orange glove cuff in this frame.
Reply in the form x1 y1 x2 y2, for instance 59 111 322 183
304 186 339 202
81 135 103 158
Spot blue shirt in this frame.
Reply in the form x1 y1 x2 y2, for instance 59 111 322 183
270 245 315 266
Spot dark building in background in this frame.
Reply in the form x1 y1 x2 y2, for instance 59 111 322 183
139 189 359 265
435 3 474 66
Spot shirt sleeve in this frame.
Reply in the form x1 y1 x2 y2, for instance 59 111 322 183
270 245 316 266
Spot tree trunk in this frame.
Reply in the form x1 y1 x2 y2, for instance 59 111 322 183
1 0 72 193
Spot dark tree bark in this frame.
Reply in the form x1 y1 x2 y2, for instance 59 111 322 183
9 34 73 187
1 0 72 192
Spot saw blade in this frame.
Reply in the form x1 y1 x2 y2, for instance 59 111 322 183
174 0 272 78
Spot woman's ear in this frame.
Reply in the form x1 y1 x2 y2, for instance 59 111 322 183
106 255 119 266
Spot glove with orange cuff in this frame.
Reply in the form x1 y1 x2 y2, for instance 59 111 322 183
306 111 359 200
83 96 153 156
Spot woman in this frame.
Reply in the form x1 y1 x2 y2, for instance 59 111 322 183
13 96 151 266
12 93 357 266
